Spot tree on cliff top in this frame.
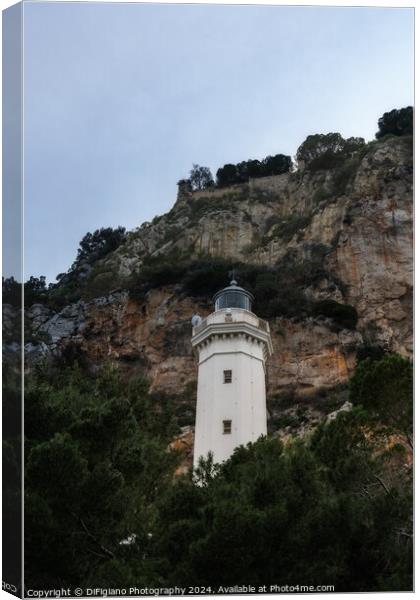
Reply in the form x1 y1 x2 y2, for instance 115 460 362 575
296 133 365 169
262 153 292 176
74 226 127 267
216 154 291 187
189 164 214 191
216 163 238 187
376 107 413 139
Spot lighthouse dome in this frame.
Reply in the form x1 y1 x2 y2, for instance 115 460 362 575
213 279 254 312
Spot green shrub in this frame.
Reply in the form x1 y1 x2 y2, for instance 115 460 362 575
332 157 360 196
72 227 126 268
128 255 189 299
350 353 412 447
271 213 312 242
267 392 297 411
356 344 386 364
156 431 412 591
263 214 282 233
376 107 413 139
3 277 21 307
188 191 245 222
312 299 358 329
272 414 300 429
151 215 162 225
127 251 348 327
308 150 346 171
255 286 310 319
216 153 291 187
81 270 119 301
161 225 183 245
312 187 331 204
47 281 83 311
278 249 329 286
183 258 233 297
297 133 365 170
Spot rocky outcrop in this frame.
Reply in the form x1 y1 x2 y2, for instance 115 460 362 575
26 287 360 398
24 135 412 403
89 136 412 356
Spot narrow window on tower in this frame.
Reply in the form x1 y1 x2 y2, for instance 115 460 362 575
223 369 232 384
223 420 232 434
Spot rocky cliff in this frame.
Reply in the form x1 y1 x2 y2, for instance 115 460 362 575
18 134 412 430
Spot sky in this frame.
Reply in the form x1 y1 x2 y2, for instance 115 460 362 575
19 2 414 282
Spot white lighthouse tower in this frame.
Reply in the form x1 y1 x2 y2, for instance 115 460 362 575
191 279 273 468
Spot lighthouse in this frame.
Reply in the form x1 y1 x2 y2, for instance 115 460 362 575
191 279 273 468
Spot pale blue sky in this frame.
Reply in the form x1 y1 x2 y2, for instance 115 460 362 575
22 2 414 282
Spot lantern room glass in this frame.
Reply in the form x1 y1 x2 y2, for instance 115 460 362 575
215 290 252 311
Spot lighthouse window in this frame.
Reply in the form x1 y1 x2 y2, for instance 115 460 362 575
223 420 232 434
223 370 232 384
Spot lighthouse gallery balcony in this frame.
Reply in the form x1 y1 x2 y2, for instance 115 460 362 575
192 308 273 359
192 308 270 336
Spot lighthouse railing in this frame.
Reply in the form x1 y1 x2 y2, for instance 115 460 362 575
192 311 270 335
258 318 270 333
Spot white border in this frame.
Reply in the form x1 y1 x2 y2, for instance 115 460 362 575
0 2 415 600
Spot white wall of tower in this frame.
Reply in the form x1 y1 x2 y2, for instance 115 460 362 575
192 312 272 468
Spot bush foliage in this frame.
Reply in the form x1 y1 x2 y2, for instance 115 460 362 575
376 107 413 139
24 366 180 589
3 276 59 309
216 154 292 187
350 353 412 447
312 299 358 330
296 133 365 169
19 359 412 592
128 252 355 329
270 214 312 242
189 165 214 191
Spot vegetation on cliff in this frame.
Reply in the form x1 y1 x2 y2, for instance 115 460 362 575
350 353 413 448
21 353 412 591
158 412 411 591
24 366 179 588
376 106 413 139
127 250 356 329
296 133 365 170
215 153 292 187
9 106 411 321
3 226 128 310
3 106 412 591
179 106 412 193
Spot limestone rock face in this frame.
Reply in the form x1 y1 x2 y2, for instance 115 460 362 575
27 304 53 329
267 318 362 395
25 288 362 397
40 302 87 344
327 140 413 356
24 135 412 401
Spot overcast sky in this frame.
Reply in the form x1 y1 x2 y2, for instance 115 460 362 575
22 2 414 282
